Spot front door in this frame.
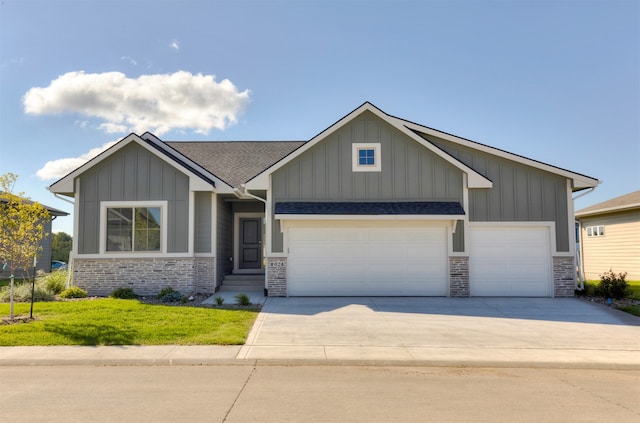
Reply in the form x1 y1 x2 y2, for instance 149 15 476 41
239 218 262 269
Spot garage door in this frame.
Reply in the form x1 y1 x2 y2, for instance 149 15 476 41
469 226 552 296
287 222 448 296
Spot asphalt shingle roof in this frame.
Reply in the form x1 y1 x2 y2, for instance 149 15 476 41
166 141 306 187
575 190 640 217
275 201 465 215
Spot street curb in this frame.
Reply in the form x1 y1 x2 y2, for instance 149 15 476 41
2 357 638 370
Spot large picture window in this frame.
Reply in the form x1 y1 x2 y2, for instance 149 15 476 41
106 207 162 252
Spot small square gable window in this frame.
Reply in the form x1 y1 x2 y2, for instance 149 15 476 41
352 143 381 172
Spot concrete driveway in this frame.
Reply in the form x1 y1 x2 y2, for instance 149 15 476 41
238 297 640 368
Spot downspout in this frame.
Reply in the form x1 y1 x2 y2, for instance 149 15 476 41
571 186 597 290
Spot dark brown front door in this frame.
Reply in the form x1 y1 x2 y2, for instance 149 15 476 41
240 218 262 269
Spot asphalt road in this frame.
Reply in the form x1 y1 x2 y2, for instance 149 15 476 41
2 365 638 422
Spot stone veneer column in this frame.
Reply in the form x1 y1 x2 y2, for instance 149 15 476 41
553 256 575 297
267 257 287 296
194 257 216 294
449 256 470 297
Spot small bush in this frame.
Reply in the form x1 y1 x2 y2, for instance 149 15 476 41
43 271 68 295
110 287 137 299
234 293 251 306
158 287 182 303
596 270 629 300
0 281 55 302
59 286 88 299
215 296 224 306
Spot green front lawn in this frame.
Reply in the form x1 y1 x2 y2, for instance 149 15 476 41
0 299 258 346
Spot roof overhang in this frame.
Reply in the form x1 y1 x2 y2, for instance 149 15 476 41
575 202 640 218
245 102 493 190
274 201 466 221
396 118 601 191
48 133 235 195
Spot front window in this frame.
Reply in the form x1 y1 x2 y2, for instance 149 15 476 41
106 207 161 252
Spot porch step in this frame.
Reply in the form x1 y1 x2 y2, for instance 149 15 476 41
219 274 265 292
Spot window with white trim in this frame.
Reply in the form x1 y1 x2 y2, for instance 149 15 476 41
586 225 605 238
352 143 381 172
106 206 162 252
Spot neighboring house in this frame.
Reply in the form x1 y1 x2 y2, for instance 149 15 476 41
575 190 640 281
0 194 69 278
49 102 599 297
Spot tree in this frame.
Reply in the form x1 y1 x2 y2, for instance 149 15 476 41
0 173 50 319
52 232 73 262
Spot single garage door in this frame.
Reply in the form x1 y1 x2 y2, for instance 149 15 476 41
469 226 552 296
287 221 448 296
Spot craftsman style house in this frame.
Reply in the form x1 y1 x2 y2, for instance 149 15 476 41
49 102 599 297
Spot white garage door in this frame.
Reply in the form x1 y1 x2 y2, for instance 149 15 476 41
469 226 552 297
287 222 448 296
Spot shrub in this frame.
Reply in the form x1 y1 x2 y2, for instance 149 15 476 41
215 296 224 306
234 293 251 306
596 270 629 300
110 287 137 299
59 286 88 299
0 281 55 302
157 287 182 303
43 271 68 295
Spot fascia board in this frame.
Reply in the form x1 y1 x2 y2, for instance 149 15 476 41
49 133 144 194
245 102 379 189
575 203 640 218
275 214 466 221
385 117 493 189
49 133 234 195
140 133 234 193
399 119 600 189
247 102 493 190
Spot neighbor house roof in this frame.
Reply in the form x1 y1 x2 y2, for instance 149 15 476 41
0 192 69 216
575 190 640 217
167 141 305 188
275 201 465 215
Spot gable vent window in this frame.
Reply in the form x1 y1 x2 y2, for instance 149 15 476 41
586 225 605 238
352 143 381 172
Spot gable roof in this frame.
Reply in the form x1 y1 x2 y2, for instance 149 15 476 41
245 102 494 190
167 141 305 188
245 101 600 192
49 133 233 195
575 190 640 217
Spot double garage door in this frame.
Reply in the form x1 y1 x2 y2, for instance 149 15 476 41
287 221 448 296
285 222 553 297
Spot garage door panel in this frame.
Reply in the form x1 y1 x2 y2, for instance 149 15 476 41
287 223 448 296
470 226 552 297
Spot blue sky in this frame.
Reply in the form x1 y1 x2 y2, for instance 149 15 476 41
1 0 638 236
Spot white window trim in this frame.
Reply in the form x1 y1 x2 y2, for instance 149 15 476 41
99 201 168 256
352 143 381 172
586 225 605 237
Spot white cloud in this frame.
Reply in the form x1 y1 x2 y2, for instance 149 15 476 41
36 141 118 180
169 39 180 50
23 71 250 135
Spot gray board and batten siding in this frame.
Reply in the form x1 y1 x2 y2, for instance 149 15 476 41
78 143 190 254
270 111 464 253
422 134 571 252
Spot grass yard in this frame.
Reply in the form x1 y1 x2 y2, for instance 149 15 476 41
0 299 258 346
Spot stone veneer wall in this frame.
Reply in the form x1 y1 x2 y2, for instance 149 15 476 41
73 257 215 297
553 256 575 297
267 257 287 296
449 256 470 297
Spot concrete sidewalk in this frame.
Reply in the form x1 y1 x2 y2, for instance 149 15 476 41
1 298 638 369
